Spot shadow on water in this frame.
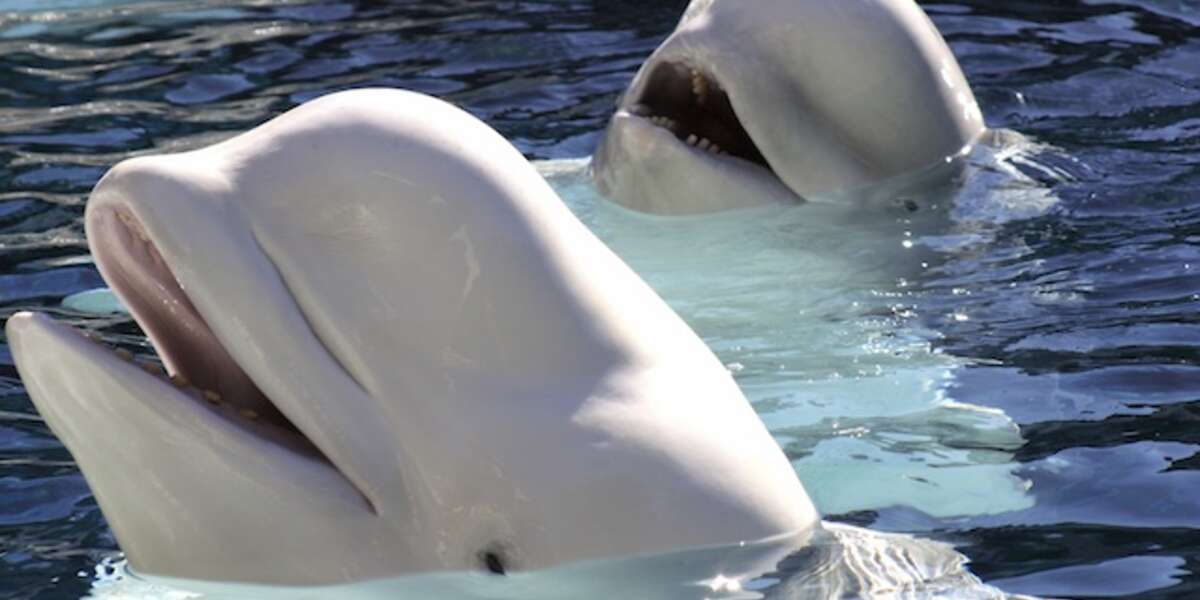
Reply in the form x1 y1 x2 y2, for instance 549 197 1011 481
0 0 1198 598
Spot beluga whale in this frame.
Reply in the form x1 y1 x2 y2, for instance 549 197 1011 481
593 0 986 214
6 89 819 586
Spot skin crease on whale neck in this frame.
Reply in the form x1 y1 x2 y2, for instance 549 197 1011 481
5 88 819 585
592 0 986 215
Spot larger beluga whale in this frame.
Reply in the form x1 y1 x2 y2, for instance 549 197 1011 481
593 0 986 214
5 89 819 586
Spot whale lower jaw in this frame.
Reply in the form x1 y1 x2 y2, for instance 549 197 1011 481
7 311 395 585
8 312 359 496
593 110 802 214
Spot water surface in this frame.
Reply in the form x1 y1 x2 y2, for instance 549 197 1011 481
0 1 1198 598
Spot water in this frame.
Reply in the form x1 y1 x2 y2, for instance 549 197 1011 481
0 0 1197 598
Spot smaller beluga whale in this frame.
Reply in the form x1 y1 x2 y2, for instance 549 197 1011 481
6 89 821 587
593 0 986 214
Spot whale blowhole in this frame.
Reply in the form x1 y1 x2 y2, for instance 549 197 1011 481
630 61 773 172
88 206 331 464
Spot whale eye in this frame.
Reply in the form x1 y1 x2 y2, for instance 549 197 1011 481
478 548 507 575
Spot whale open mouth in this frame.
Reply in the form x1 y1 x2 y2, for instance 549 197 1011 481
627 62 774 174
87 205 332 463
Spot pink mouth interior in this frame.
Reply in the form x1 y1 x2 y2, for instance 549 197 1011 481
631 61 771 170
88 205 324 457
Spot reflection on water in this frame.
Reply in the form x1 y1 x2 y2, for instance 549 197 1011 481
1 0 1199 598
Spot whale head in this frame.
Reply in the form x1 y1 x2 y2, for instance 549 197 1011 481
6 89 817 585
593 0 986 214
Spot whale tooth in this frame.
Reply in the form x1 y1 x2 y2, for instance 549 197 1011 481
686 134 698 146
708 143 721 154
169 373 190 388
117 212 137 232
114 348 133 362
697 138 711 150
691 69 708 103
139 361 164 377
201 390 221 405
630 103 651 117
239 408 258 420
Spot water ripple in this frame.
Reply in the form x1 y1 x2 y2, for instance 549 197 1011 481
0 0 1197 598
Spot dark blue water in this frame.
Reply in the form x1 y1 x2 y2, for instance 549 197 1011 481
0 1 1197 598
